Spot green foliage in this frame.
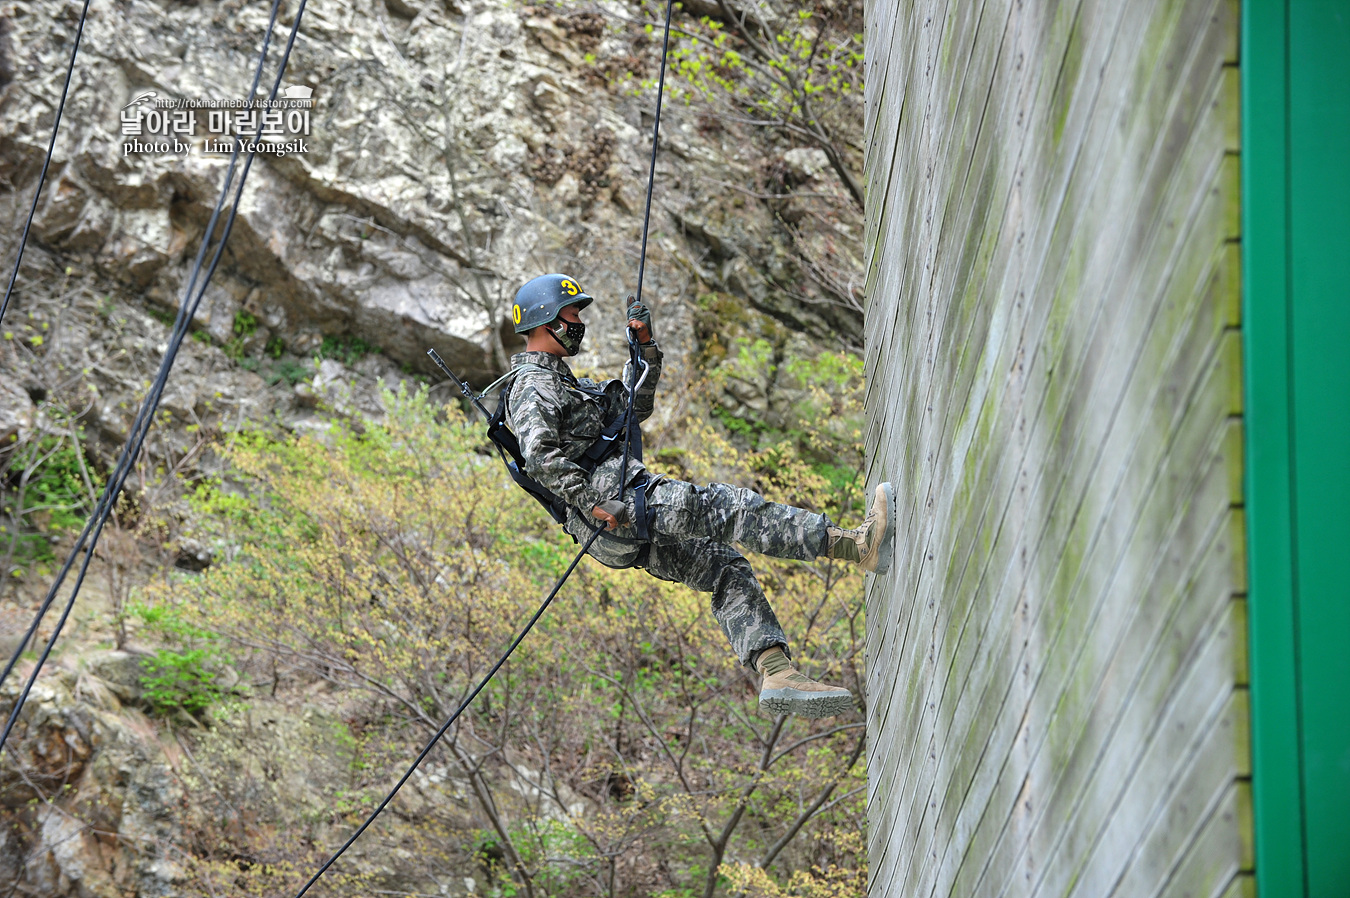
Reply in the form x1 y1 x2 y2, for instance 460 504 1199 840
23 434 96 533
233 311 258 336
662 9 863 162
132 601 233 716
710 403 759 439
172 383 867 897
1 425 99 569
266 358 313 386
705 336 867 519
265 335 285 358
319 334 380 366
141 648 226 715
223 311 259 360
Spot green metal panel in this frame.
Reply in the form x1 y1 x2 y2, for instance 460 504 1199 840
1241 1 1304 887
1243 1 1350 895
1287 5 1350 893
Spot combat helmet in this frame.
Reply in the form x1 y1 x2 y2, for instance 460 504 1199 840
512 274 593 334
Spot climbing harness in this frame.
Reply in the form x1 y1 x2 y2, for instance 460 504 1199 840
428 349 652 543
0 0 92 329
293 0 679 891
0 0 309 753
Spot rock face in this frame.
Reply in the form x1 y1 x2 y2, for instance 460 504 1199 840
0 672 184 898
0 378 34 447
0 665 449 897
0 0 862 408
0 2 865 891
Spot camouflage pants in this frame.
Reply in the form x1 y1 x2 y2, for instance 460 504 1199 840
563 479 830 665
644 479 829 666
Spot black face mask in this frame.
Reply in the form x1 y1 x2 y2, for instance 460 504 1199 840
548 318 586 355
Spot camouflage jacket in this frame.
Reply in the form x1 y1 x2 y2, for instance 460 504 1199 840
505 343 663 514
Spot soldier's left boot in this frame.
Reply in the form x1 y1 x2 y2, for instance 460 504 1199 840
755 646 855 718
825 482 896 573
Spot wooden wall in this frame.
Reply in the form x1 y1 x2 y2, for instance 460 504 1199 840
861 1 1250 896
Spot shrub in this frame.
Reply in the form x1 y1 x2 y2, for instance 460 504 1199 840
171 382 867 897
318 334 380 366
1 423 100 572
131 602 233 716
141 647 225 715
266 358 312 386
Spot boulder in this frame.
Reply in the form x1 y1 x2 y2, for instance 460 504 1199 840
82 650 149 703
0 378 34 449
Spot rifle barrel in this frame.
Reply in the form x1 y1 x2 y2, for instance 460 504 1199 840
426 348 493 420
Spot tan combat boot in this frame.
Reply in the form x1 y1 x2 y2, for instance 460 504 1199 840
755 646 855 719
825 482 896 573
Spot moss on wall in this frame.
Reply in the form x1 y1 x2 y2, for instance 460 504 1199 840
863 1 1249 895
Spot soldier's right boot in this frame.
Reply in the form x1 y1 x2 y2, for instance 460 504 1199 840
755 647 855 719
825 482 896 573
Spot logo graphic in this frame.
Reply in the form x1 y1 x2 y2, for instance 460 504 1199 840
281 84 314 100
121 91 159 111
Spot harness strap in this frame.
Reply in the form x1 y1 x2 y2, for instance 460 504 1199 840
478 365 531 398
490 368 649 541
589 472 655 569
632 472 654 542
582 413 626 466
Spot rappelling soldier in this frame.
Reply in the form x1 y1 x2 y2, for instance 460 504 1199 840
503 274 896 719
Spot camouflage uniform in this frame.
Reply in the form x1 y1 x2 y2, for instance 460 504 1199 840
506 347 830 665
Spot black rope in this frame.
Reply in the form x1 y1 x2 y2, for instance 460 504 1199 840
292 2 676 891
0 0 289 699
0 0 309 754
291 526 602 898
633 0 677 310
0 0 93 329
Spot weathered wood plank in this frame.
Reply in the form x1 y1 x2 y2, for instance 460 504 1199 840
869 0 1130 861
1104 684 1251 897
864 0 1249 893
923 35 1236 858
947 126 1242 896
945 385 1243 898
1155 782 1253 898
874 0 1236 783
901 47 1236 896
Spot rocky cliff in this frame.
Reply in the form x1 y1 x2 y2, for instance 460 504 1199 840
0 0 862 458
0 0 865 893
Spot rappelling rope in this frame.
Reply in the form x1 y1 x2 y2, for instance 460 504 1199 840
0 0 309 753
291 1 677 893
290 527 603 898
0 0 93 329
632 0 676 310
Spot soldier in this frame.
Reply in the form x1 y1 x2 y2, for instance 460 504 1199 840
504 274 895 718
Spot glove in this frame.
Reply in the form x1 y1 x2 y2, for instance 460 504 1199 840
593 499 631 529
626 295 654 343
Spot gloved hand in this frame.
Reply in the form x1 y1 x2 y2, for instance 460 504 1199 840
626 295 654 344
592 499 631 531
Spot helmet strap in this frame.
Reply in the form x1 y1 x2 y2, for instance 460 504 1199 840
547 317 587 356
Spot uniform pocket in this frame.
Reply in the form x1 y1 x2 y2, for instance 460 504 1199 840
645 478 700 538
